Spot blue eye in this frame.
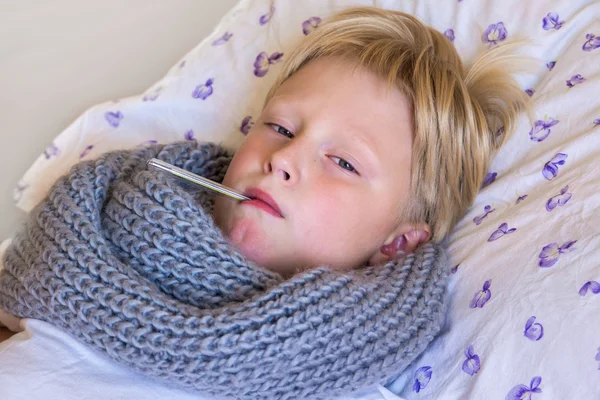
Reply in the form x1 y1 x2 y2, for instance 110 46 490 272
267 123 294 139
330 156 357 174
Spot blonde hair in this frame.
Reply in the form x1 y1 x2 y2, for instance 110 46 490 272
265 7 529 242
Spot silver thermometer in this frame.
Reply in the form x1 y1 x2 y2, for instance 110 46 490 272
147 158 251 201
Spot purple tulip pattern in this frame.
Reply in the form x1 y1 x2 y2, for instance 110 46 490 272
184 130 196 141
470 280 492 308
529 117 559 142
259 6 275 25
546 61 556 70
596 348 600 369
44 143 60 159
254 52 284 77
582 33 600 51
538 241 577 268
542 12 564 31
474 205 495 225
451 264 460 274
481 172 497 189
524 316 544 341
444 29 455 42
488 223 517 242
546 185 572 211
192 79 214 100
413 366 432 393
506 376 542 400
80 145 94 159
566 74 586 88
462 346 481 376
594 118 600 127
240 116 254 135
516 194 528 204
482 22 507 46
579 281 600 296
212 32 233 46
542 153 568 180
105 111 123 128
302 17 322 35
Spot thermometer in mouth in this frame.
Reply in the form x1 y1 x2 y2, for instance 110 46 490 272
147 158 251 201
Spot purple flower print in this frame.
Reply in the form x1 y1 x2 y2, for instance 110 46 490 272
105 111 123 128
80 145 94 159
596 348 600 369
470 280 492 308
482 22 507 46
473 205 495 225
488 223 516 242
184 130 195 141
546 61 556 71
566 74 585 88
43 142 60 159
302 17 322 35
444 29 455 42
542 153 568 180
13 181 29 202
578 281 600 296
506 376 542 400
546 185 572 211
529 117 559 142
481 172 497 189
525 88 535 97
212 32 233 46
179 60 186 69
542 12 564 31
254 51 284 77
594 118 600 127
462 345 481 376
192 79 214 100
259 5 275 25
524 316 544 341
582 33 600 51
412 366 432 393
451 264 460 274
516 194 528 204
240 116 254 135
539 240 577 268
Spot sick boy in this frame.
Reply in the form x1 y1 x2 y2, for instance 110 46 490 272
0 6 527 400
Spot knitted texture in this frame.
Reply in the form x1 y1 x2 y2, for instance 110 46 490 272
0 141 450 400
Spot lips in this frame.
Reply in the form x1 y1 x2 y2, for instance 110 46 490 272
242 188 284 218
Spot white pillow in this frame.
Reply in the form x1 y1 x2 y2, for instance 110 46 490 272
12 0 600 398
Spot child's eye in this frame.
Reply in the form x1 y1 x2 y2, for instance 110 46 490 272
267 123 294 139
330 156 357 174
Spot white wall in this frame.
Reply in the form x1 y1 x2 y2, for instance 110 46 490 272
0 0 239 241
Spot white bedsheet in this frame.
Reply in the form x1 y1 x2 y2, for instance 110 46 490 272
2 0 600 399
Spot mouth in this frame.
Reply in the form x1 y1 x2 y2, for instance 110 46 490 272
242 188 284 218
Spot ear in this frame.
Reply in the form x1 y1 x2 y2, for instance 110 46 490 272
367 223 431 266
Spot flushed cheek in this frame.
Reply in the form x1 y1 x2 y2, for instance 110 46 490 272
226 215 274 266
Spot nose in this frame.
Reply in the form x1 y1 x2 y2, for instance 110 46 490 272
264 143 301 184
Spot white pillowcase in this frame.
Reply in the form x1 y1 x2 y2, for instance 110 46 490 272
12 0 600 398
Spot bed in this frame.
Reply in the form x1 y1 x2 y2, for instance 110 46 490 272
1 0 599 399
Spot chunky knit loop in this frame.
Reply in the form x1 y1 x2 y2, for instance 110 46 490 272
0 141 449 400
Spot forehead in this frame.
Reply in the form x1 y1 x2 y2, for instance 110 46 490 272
269 57 414 174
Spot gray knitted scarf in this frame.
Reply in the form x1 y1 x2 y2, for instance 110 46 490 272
0 141 449 400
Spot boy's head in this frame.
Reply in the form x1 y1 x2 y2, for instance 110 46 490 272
214 7 527 277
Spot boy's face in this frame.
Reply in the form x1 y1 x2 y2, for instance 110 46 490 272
213 57 414 277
